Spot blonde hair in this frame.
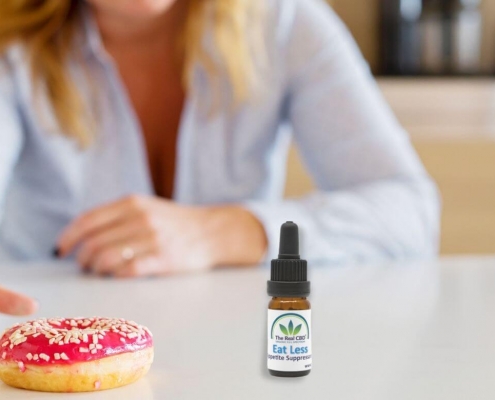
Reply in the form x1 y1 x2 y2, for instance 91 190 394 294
0 0 263 146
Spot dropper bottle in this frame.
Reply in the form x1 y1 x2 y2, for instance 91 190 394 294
267 221 311 377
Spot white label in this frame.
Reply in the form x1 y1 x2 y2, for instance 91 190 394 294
267 309 312 372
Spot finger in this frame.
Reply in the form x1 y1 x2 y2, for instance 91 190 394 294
58 196 146 256
90 235 160 275
0 286 38 316
113 257 170 279
76 217 153 269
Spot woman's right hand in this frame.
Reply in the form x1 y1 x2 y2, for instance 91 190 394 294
0 286 37 316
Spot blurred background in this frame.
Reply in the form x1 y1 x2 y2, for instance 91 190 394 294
286 0 495 255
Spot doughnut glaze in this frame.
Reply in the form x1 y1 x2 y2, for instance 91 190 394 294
0 317 153 367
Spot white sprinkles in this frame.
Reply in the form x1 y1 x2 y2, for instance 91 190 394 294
0 318 152 363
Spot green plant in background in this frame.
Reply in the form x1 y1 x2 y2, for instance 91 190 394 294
279 320 302 336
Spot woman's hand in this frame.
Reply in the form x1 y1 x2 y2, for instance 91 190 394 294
57 196 267 277
0 286 37 316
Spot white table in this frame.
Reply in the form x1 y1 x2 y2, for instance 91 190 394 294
1 256 495 399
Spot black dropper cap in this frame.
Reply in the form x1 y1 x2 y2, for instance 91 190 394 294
267 221 310 297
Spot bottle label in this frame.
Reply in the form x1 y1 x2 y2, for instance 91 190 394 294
267 309 312 372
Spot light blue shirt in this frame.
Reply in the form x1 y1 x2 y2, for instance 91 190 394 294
0 0 440 264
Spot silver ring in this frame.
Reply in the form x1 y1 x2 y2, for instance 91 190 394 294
121 247 135 262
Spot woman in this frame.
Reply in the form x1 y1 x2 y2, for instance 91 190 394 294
0 0 440 276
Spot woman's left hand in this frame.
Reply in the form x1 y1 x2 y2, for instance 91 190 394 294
57 196 267 277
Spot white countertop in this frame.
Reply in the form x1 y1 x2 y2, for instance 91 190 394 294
1 256 495 399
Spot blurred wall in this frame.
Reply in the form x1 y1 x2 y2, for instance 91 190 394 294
328 0 495 73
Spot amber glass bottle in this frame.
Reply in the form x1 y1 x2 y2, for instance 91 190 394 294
267 222 311 378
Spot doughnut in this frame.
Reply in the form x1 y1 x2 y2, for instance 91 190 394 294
0 317 153 392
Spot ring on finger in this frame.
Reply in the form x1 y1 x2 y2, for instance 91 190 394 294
121 247 135 262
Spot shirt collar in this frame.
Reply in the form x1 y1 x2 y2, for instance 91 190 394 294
77 1 110 63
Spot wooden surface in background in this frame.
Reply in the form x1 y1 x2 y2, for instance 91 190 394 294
481 0 495 71
330 0 380 71
284 78 495 255
416 141 495 254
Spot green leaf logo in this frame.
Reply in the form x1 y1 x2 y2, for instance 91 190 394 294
279 320 303 336
279 324 289 335
288 320 294 335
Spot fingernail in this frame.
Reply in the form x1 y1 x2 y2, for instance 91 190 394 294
52 247 60 258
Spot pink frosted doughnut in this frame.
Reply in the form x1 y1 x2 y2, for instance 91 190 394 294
0 317 153 392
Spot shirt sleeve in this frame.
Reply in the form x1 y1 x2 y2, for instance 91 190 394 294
0 58 24 221
244 0 441 265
